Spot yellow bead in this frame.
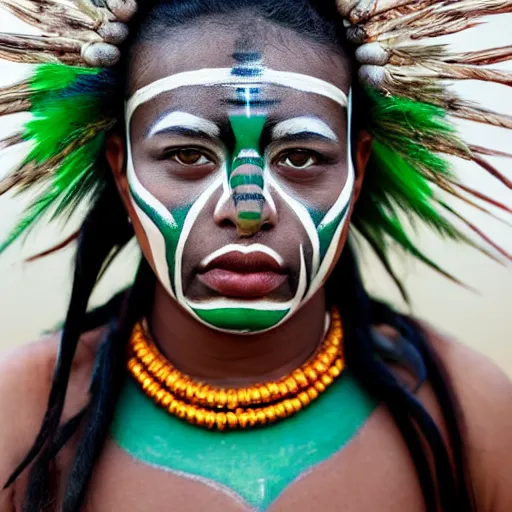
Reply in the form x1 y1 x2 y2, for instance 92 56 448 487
186 406 196 423
238 412 250 429
166 372 179 387
307 387 319 400
321 374 334 386
206 390 217 406
249 388 261 402
142 377 153 390
291 398 303 412
285 377 298 394
177 403 187 419
216 413 227 431
313 361 327 374
304 367 318 382
155 389 166 404
185 384 196 401
314 381 326 393
292 370 308 389
147 382 159 397
265 407 277 423
256 410 267 425
168 401 179 415
205 412 216 429
267 382 280 399
161 393 173 408
298 392 311 407
247 409 258 427
278 382 288 396
283 399 295 415
196 385 209 403
227 412 238 428
329 366 341 378
218 389 228 407
195 410 205 426
259 385 271 402
274 403 286 419
227 390 238 410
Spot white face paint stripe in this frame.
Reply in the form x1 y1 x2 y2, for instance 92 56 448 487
174 174 224 307
127 68 348 119
272 117 338 141
266 173 320 277
130 197 175 298
306 91 355 299
148 111 220 139
200 244 285 268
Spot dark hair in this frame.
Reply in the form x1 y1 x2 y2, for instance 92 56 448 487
7 1 474 511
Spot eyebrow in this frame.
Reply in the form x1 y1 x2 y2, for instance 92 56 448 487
147 111 221 139
271 117 338 142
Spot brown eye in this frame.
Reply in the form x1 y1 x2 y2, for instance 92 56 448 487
279 150 317 170
173 149 211 166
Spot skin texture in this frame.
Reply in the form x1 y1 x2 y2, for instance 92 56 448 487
1 15 512 512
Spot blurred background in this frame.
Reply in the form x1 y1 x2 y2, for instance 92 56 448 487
0 12 510 374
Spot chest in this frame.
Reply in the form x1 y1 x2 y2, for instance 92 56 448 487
82 376 425 512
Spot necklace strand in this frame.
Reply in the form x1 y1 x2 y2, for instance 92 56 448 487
127 307 345 430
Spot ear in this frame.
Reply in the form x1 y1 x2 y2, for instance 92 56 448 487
353 130 373 203
105 133 131 209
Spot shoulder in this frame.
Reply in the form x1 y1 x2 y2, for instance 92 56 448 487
422 324 512 511
0 329 103 500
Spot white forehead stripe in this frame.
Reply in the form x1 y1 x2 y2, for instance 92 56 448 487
272 117 337 141
127 68 348 119
148 111 220 138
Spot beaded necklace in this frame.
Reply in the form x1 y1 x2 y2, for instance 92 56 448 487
127 307 345 431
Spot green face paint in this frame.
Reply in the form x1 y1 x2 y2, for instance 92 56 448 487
112 373 377 511
125 57 353 334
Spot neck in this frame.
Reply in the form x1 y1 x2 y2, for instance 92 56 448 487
148 282 327 388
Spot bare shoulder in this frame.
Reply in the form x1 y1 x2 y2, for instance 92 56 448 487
424 325 512 511
0 329 103 506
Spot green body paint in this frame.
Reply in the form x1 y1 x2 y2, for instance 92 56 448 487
112 374 378 511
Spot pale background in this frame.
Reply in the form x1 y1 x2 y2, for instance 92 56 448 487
0 13 510 373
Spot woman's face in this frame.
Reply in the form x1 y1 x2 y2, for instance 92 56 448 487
108 20 370 334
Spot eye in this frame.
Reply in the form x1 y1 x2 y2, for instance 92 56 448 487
171 149 212 166
278 150 318 170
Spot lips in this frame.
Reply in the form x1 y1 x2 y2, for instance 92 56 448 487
197 251 287 298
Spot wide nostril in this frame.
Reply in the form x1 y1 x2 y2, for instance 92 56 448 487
260 221 273 232
218 217 236 229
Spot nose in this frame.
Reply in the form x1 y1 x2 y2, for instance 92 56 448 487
214 163 278 237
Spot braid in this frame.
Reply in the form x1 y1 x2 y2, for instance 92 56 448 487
5 182 133 511
331 245 474 511
63 259 155 512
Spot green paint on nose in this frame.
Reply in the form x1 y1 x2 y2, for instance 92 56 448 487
230 174 265 189
230 114 267 162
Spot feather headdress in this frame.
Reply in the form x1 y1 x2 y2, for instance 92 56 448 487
0 0 510 294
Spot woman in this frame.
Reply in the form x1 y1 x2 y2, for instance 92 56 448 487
0 0 511 510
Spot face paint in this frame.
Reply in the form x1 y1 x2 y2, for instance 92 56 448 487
126 53 354 334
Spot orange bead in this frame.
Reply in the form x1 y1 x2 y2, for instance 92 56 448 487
216 412 227 431
264 407 277 423
283 399 295 415
205 412 216 429
313 361 327 374
292 370 308 389
256 410 267 425
195 410 205 426
267 382 280 399
238 412 250 429
314 381 326 393
247 409 258 427
274 403 286 419
249 388 261 402
291 398 303 412
155 389 166 404
259 385 271 402
226 412 238 428
186 406 196 423
161 393 173 408
321 374 333 387
298 391 311 407
218 389 228 407
278 382 288 396
307 387 319 400
304 367 318 382
285 377 298 394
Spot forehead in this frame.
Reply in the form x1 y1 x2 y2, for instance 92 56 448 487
128 18 351 96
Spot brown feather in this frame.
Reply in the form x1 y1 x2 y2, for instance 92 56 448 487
25 230 79 262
